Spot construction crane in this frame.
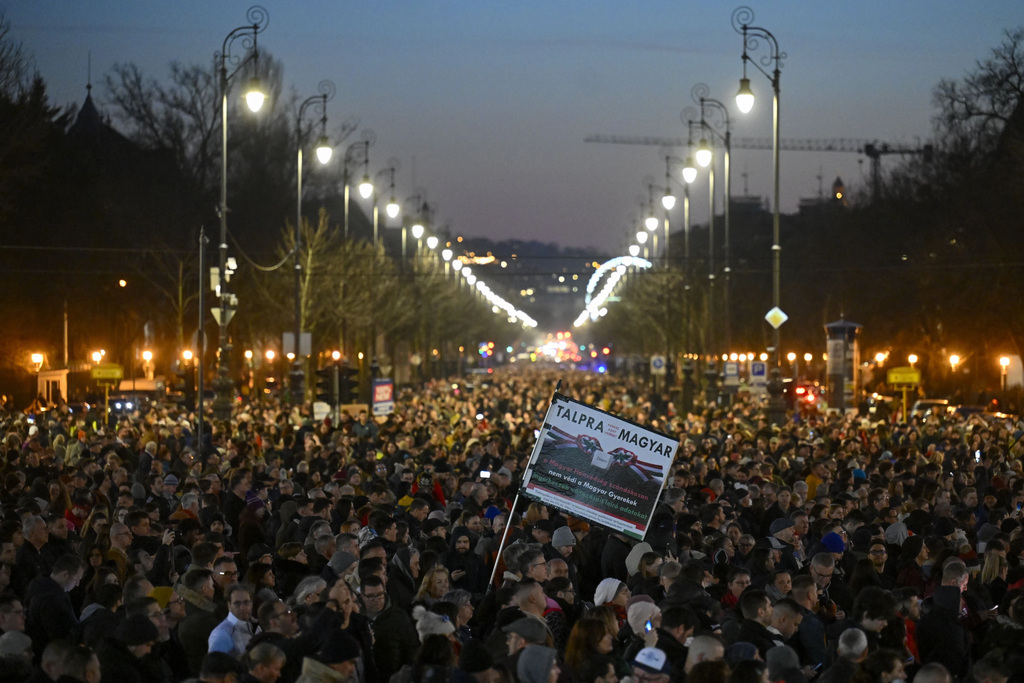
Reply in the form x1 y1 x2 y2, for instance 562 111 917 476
584 134 932 201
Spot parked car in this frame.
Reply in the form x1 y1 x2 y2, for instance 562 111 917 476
911 398 951 419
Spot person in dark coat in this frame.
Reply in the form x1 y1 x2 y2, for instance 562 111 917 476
94 615 161 683
246 598 332 683
653 605 698 681
176 568 225 674
917 580 971 680
601 532 632 583
818 627 868 683
360 576 419 682
25 555 85 658
445 526 488 596
77 583 123 648
735 590 782 659
388 546 420 614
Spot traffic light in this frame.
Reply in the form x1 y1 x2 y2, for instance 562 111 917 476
315 367 337 405
338 365 358 404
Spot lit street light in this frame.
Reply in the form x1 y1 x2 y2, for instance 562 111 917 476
213 4 268 420
1000 355 1010 392
908 354 918 366
733 5 785 424
694 83 733 352
292 79 336 407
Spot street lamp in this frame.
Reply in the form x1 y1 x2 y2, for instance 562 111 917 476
733 5 785 425
372 163 399 245
1000 356 1010 392
949 354 960 371
411 221 425 256
694 83 733 352
343 139 373 238
213 4 269 420
292 79 336 408
385 171 400 219
908 354 918 366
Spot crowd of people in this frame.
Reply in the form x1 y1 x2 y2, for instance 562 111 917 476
0 368 1022 683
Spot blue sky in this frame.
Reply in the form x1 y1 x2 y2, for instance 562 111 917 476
4 1 1020 251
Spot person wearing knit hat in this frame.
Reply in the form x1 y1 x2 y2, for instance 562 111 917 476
327 550 358 579
245 490 265 513
820 532 846 554
413 605 456 642
517 645 560 683
594 577 626 608
551 526 576 551
627 601 661 641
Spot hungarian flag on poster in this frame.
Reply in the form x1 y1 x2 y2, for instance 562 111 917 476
520 393 677 540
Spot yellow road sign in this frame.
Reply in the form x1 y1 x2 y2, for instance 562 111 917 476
91 363 124 380
887 366 920 386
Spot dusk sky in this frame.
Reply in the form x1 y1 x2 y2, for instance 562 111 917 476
4 1 1021 252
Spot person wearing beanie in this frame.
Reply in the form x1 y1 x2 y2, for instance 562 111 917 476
544 525 581 589
95 613 161 683
413 605 456 643
625 601 661 659
517 644 559 683
551 526 576 551
820 532 846 559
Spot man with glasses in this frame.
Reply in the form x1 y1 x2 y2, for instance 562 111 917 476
518 549 549 582
209 584 258 657
211 556 239 604
357 576 417 681
868 540 896 589
248 599 323 683
807 553 845 622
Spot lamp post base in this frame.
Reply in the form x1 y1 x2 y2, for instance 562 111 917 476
682 360 695 414
289 363 305 409
765 366 787 427
212 338 233 421
705 362 719 408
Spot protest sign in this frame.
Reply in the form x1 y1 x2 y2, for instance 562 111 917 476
520 393 677 540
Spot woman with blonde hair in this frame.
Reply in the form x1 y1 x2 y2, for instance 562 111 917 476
524 502 549 526
413 564 450 608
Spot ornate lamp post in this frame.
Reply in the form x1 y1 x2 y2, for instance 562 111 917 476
291 79 335 407
212 5 269 420
733 5 786 425
693 83 733 353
